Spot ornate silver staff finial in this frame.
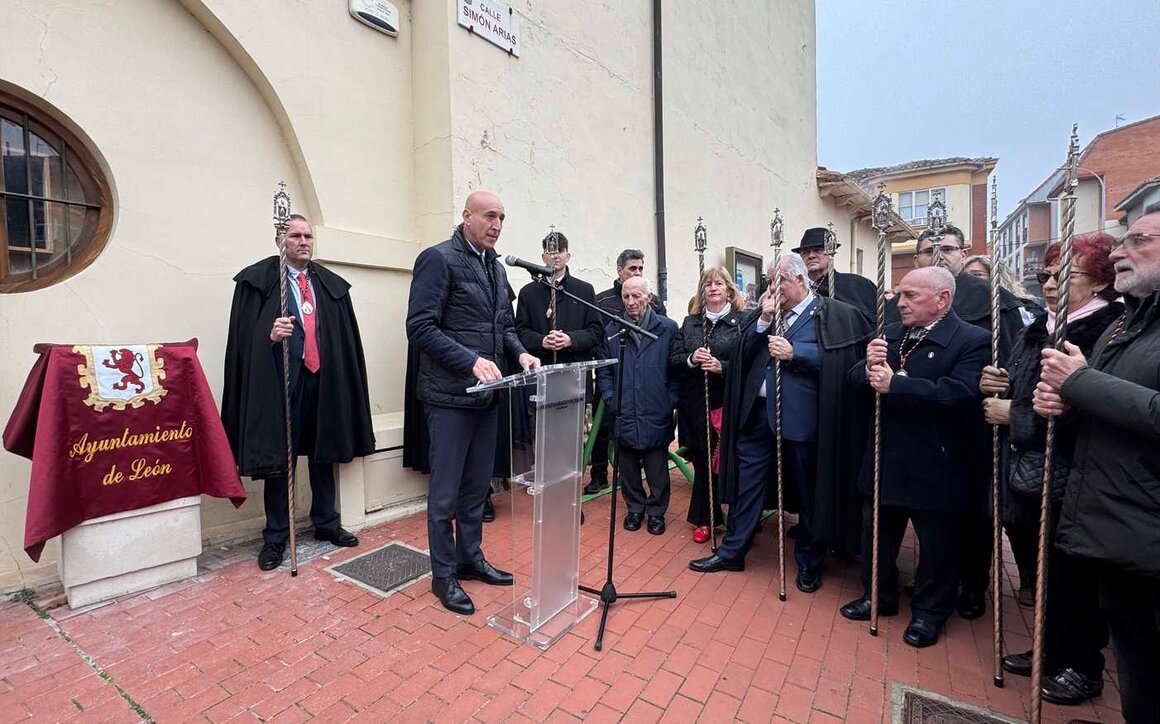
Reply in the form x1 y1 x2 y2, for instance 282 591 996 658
824 222 839 297
872 184 892 233
990 177 998 231
546 224 559 255
273 181 292 233
770 208 784 249
1066 123 1080 194
928 188 947 241
694 217 708 254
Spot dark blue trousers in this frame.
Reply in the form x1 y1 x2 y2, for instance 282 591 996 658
426 403 499 578
860 501 961 623
716 404 773 561
784 439 825 574
263 368 340 544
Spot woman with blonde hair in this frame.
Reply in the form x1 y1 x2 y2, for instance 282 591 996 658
671 267 746 543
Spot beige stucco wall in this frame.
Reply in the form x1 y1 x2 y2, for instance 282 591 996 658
0 0 418 592
0 0 843 594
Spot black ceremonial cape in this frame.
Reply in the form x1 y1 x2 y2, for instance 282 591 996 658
222 256 375 479
718 297 872 555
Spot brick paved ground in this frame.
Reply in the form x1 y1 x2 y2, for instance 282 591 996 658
0 470 1125 722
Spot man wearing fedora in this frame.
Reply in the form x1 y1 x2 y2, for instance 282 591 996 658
793 227 877 322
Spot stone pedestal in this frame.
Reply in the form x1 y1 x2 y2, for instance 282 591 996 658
57 496 202 608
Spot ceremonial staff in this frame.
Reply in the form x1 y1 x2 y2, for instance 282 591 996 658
693 218 717 550
869 186 892 635
927 189 948 262
770 209 788 602
988 177 1005 688
545 225 560 365
272 182 299 577
824 222 838 299
1030 124 1080 724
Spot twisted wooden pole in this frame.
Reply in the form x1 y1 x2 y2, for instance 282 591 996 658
988 176 1004 688
694 218 717 550
869 187 892 635
273 183 298 577
1030 124 1080 724
770 209 787 602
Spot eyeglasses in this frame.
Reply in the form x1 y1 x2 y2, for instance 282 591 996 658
916 244 963 256
1036 269 1091 285
1111 232 1156 252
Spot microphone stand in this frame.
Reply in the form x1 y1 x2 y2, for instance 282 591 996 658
523 271 677 652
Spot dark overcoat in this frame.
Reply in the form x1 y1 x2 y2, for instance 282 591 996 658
596 310 680 450
813 270 877 323
222 257 375 479
851 309 990 512
515 269 603 365
670 309 744 452
1057 292 1160 580
1001 303 1123 525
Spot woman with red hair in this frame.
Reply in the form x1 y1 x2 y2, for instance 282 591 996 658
979 232 1121 706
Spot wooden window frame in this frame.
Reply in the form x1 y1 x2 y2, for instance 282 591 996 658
0 92 113 294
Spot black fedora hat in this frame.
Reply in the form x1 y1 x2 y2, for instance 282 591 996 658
791 227 839 253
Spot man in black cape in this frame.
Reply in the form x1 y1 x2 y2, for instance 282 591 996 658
891 224 1025 620
223 214 375 570
794 226 877 322
689 253 871 576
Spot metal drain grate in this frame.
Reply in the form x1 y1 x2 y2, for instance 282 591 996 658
893 685 1024 724
328 542 431 596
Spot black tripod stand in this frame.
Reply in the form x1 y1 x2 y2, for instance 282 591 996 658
524 272 677 652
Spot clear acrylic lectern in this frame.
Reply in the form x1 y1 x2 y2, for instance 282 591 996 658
468 359 616 649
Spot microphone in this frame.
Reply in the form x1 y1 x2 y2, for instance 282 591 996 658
504 255 554 277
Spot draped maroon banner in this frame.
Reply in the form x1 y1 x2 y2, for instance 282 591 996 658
3 339 246 562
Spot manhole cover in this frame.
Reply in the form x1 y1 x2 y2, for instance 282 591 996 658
327 541 431 596
893 685 1024 724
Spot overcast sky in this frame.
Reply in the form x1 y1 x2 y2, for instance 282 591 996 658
817 0 1160 219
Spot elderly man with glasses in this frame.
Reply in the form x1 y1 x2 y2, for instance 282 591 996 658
1034 210 1160 724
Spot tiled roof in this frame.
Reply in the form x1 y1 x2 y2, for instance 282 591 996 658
1115 174 1160 211
846 156 998 182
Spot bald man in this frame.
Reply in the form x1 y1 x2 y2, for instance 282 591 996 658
407 190 539 615
840 267 990 648
595 276 681 535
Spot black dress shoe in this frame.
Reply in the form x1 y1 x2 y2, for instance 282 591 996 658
957 589 986 620
688 554 745 573
795 569 821 593
1001 650 1032 677
482 495 496 523
838 597 899 621
457 559 514 586
646 515 665 535
1041 668 1103 705
432 576 474 615
903 617 941 648
584 480 607 495
624 512 643 531
314 527 359 547
258 542 286 571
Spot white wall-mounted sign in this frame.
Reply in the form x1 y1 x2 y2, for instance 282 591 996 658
349 0 399 37
457 0 521 57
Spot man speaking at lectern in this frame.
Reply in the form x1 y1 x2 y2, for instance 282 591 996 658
407 190 540 615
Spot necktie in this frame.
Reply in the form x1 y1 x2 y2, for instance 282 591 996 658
296 272 321 373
